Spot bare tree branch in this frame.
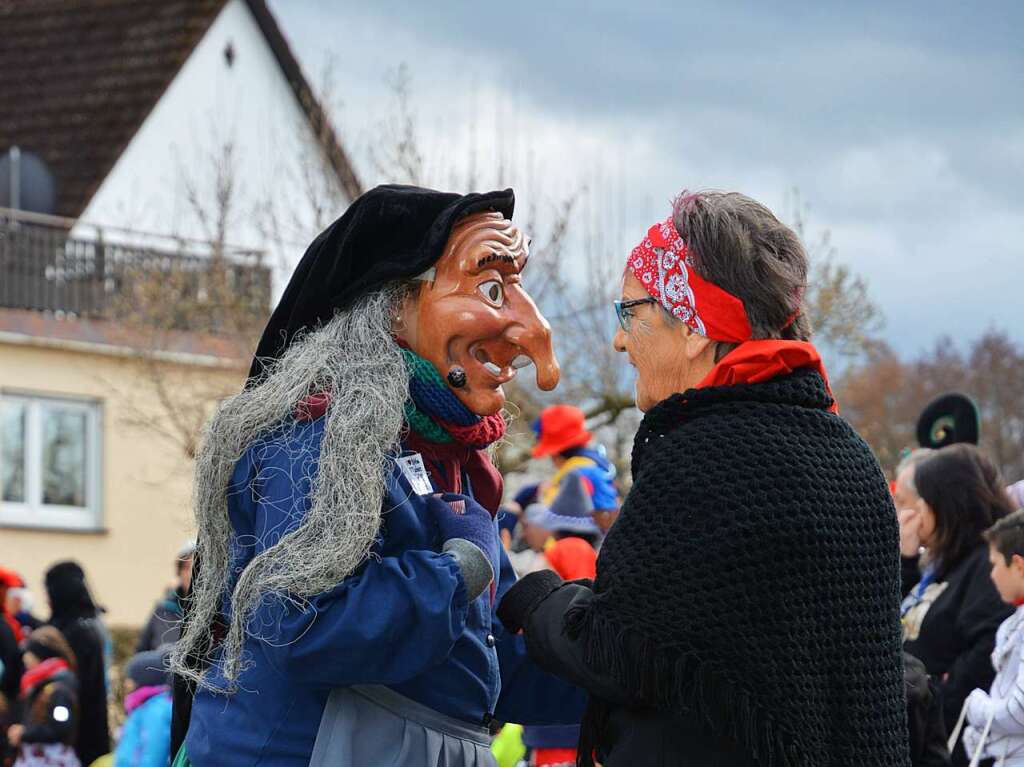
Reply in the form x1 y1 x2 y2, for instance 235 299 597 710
787 187 884 361
368 64 424 185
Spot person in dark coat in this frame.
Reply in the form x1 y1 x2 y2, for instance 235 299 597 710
1 602 24 707
901 443 1017 765
136 542 194 654
499 191 910 766
44 562 109 766
905 652 953 767
1 610 25 758
519 474 601 766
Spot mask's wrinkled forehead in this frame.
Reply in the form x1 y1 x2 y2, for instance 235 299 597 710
444 211 529 276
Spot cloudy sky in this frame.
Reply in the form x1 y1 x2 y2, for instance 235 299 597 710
270 0 1022 356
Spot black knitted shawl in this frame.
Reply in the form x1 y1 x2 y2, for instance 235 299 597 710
567 369 910 766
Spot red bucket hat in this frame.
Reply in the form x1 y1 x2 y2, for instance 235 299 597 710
531 405 593 458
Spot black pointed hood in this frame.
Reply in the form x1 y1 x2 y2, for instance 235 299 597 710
248 184 515 382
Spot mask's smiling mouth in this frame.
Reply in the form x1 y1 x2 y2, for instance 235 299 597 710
470 344 517 384
474 347 501 376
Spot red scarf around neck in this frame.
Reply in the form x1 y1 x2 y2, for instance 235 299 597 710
697 340 839 413
21 657 70 697
404 430 504 515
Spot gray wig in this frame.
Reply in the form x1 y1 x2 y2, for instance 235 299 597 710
170 286 410 691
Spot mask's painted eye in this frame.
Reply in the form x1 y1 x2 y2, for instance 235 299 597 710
478 280 504 307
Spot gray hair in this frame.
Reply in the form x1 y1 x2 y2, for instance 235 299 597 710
896 448 934 494
671 190 811 360
170 286 410 691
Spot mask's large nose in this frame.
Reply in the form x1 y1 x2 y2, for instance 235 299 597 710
504 288 560 391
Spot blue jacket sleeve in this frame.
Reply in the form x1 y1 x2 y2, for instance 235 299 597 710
492 548 588 725
236 434 470 689
114 704 144 763
573 465 618 511
260 550 470 687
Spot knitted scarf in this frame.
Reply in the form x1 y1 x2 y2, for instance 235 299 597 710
401 348 506 449
290 348 506 509
567 369 909 766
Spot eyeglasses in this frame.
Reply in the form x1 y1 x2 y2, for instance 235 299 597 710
613 297 658 332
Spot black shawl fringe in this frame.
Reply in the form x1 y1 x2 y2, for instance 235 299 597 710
565 601 814 767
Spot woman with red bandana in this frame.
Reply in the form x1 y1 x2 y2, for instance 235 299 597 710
498 191 910 766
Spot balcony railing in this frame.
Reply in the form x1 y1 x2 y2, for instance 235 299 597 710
0 207 271 330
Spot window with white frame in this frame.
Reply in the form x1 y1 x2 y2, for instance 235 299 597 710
0 394 103 530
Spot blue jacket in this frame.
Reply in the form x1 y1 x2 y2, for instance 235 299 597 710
186 417 585 766
564 447 618 511
115 689 172 767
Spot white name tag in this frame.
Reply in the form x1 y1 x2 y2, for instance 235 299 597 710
398 452 434 495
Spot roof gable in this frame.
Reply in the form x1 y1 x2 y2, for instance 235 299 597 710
0 0 360 219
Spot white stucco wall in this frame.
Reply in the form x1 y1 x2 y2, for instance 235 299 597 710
77 0 353 290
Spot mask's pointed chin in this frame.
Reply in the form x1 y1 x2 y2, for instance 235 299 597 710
455 386 505 417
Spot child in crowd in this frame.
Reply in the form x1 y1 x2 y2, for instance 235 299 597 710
511 474 600 583
506 504 557 578
960 509 1024 765
530 474 600 582
113 647 172 767
7 626 80 767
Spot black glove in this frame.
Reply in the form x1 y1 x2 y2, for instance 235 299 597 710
496 570 564 633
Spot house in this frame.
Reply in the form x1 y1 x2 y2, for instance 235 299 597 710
0 0 361 626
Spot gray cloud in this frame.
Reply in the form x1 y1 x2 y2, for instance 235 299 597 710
270 0 1023 356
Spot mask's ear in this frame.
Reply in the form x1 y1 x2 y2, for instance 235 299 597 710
392 283 423 346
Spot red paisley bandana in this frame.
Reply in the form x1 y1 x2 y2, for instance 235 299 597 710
627 216 753 343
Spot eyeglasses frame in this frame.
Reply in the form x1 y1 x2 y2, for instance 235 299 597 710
613 297 659 332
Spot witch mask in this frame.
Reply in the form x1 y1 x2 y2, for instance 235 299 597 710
396 211 560 416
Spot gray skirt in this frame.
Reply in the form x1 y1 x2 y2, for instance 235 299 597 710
310 685 497 767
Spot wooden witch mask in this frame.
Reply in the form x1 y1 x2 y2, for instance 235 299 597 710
395 211 560 416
